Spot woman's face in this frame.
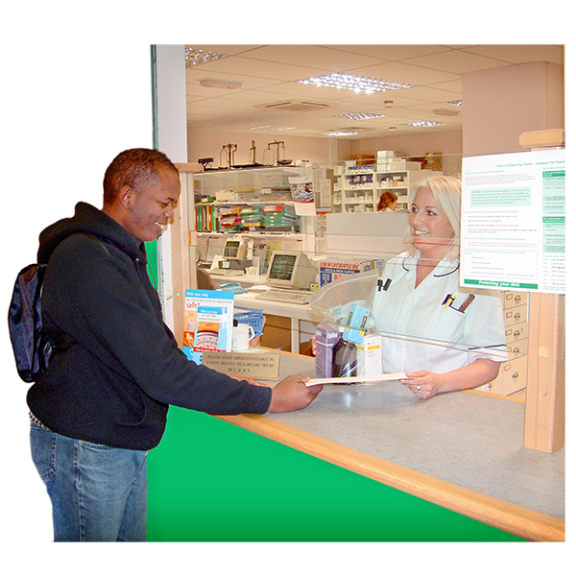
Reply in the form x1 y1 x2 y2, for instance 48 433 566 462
409 187 454 260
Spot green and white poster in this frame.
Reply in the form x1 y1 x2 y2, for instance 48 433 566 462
461 149 565 294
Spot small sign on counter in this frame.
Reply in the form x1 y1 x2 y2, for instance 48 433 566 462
201 351 280 381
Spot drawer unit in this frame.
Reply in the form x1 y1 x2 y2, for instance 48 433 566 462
487 291 529 396
504 304 528 326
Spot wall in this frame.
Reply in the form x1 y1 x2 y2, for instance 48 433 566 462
462 62 564 156
187 128 334 166
338 129 463 176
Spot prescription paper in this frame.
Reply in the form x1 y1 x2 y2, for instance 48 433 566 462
306 373 407 387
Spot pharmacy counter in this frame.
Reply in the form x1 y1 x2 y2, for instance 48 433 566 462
216 351 565 542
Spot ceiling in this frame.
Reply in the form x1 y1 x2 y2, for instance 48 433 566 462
184 44 564 140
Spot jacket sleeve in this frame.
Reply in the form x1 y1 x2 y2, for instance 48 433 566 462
45 237 272 415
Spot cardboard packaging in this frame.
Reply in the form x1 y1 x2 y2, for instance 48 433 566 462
355 332 382 376
319 257 376 287
315 323 340 378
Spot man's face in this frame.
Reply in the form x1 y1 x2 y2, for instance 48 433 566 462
124 168 181 242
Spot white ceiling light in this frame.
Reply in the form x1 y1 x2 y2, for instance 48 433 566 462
250 126 295 132
322 130 359 137
199 77 243 89
185 48 229 67
402 120 448 127
445 100 463 107
298 72 411 94
335 112 386 120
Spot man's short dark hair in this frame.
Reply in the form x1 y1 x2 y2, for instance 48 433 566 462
103 148 178 205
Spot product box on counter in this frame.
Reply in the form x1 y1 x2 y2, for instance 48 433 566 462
355 332 382 376
319 257 376 286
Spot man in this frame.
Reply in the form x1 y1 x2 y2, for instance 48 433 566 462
27 148 321 542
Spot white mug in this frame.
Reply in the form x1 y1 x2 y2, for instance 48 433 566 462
232 323 255 352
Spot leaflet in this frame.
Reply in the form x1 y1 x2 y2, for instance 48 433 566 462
461 149 565 294
182 289 234 364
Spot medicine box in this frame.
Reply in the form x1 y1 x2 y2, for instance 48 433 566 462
355 332 382 377
319 257 376 286
215 189 256 202
315 323 340 378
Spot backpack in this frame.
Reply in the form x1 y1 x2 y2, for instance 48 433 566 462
8 263 53 383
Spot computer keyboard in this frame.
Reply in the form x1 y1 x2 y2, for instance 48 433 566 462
255 288 312 305
209 269 244 277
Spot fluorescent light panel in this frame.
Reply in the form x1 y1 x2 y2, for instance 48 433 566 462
250 126 295 132
335 112 387 120
402 120 448 127
185 48 229 67
298 72 411 94
323 130 359 137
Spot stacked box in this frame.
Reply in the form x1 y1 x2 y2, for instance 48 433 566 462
319 258 376 287
377 150 394 172
262 205 299 231
355 332 382 376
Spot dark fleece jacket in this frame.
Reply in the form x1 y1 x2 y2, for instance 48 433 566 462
27 202 271 450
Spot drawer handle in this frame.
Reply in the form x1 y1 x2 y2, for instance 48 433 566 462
514 330 521 337
512 372 519 379
514 313 521 320
514 296 521 303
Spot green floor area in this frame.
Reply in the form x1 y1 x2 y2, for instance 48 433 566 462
147 407 525 542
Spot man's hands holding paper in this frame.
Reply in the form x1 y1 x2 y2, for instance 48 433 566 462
268 374 323 413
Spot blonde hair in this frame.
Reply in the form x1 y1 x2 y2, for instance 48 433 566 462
403 175 462 260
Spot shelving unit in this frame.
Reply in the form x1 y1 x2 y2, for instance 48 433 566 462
192 166 313 236
333 167 438 213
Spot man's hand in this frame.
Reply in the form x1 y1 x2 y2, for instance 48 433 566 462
268 374 323 413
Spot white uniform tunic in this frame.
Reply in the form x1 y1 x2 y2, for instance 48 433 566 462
372 253 506 374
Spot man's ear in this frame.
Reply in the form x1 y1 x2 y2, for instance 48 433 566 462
118 185 133 210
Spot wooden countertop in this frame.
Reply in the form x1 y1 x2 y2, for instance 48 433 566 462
216 350 565 542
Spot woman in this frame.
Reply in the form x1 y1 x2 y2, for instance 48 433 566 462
373 175 506 399
377 191 398 212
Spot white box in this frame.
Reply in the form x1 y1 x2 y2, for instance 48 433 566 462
215 189 256 202
356 332 382 376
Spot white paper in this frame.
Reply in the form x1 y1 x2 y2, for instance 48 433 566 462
461 150 565 294
306 372 407 386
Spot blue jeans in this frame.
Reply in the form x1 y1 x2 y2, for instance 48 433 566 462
30 421 148 542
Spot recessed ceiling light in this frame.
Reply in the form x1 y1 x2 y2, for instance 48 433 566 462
199 77 243 89
432 108 460 117
402 120 448 127
250 126 295 132
322 130 359 137
335 112 387 120
298 72 411 94
185 48 229 67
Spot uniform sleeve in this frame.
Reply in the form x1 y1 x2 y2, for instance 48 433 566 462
463 290 508 364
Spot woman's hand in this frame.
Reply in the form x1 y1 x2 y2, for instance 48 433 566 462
400 371 442 399
400 359 501 399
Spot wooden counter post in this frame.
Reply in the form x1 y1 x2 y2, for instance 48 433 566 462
524 293 565 452
171 163 202 347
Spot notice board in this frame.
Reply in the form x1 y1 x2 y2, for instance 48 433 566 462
461 149 565 294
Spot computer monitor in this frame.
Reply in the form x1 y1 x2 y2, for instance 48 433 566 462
266 250 317 290
223 240 240 259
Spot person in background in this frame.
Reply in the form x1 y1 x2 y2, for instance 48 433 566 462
377 191 398 212
26 148 322 542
